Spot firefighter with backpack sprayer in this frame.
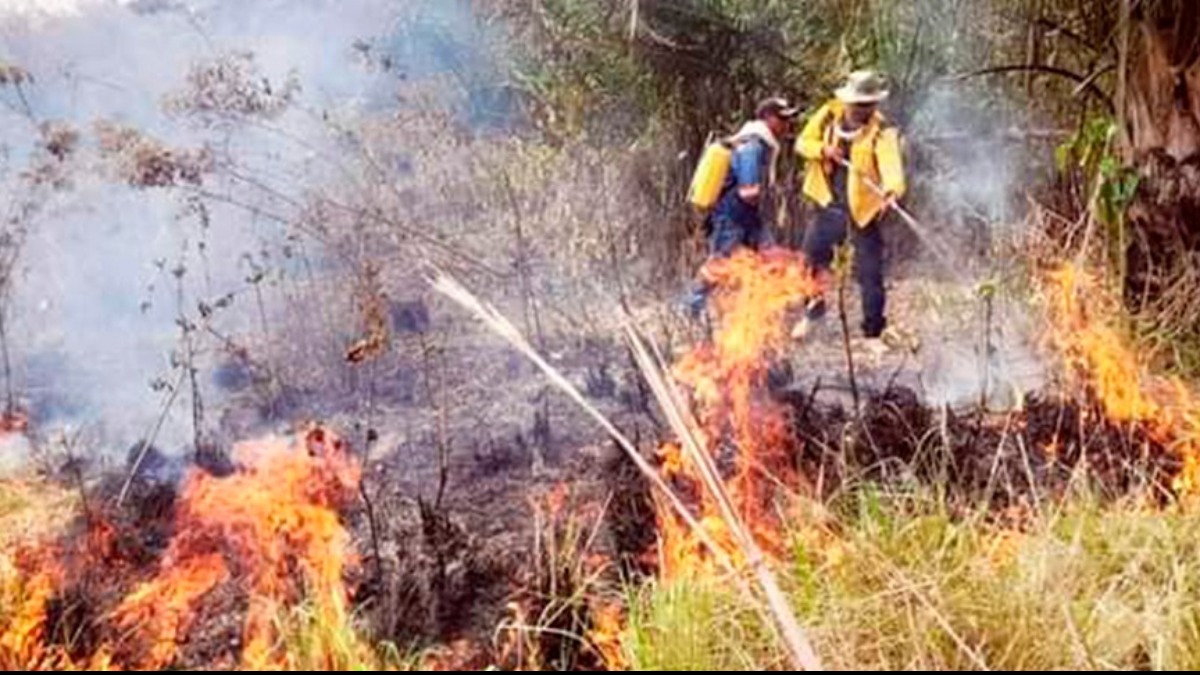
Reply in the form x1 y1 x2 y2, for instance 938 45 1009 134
684 97 800 319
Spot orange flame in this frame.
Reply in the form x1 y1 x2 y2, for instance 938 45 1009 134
1045 263 1200 494
586 601 627 670
0 425 362 670
659 248 819 579
109 553 231 670
0 553 64 669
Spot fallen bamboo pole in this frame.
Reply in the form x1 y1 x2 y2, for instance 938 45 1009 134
625 326 824 671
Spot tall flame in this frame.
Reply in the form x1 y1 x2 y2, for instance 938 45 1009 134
0 425 362 670
0 549 64 669
659 248 819 578
1044 263 1200 494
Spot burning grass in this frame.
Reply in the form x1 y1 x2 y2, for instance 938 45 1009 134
1044 262 1200 494
623 253 1200 670
435 244 1200 671
494 485 616 672
0 426 387 671
662 248 819 574
1 247 1197 672
622 256 1200 672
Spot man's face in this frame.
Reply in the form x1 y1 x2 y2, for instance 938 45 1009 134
766 114 794 140
848 103 877 126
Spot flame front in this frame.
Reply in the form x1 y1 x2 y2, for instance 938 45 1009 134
1044 263 1200 494
659 248 819 579
0 426 362 670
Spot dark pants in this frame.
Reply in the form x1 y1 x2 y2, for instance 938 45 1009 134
802 206 887 338
686 213 774 316
708 212 774 257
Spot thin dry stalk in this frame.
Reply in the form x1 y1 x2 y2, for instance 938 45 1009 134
881 565 991 671
118 368 188 507
837 252 861 414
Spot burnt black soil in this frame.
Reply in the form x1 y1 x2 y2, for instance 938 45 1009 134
789 385 1181 508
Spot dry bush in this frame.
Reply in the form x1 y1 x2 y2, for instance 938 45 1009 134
0 63 31 88
165 51 300 124
94 121 213 189
38 122 80 163
216 76 687 460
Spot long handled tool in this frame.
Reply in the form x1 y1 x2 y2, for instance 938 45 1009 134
837 158 959 275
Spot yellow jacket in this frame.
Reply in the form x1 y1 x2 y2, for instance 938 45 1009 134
796 100 907 227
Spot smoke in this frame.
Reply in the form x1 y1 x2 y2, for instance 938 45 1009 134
0 0 110 18
883 1 1050 411
0 0 505 462
908 82 1027 253
0 434 30 479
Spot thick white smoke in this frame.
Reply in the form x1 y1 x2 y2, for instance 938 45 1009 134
900 55 1047 411
0 0 503 469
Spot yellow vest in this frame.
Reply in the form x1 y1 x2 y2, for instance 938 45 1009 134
796 101 907 228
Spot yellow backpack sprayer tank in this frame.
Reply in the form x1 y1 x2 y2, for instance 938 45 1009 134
688 139 733 211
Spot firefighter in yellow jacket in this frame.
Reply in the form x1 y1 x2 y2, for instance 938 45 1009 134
793 71 906 349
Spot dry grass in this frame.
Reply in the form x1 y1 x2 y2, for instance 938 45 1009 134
0 484 26 519
0 481 76 550
626 488 1200 671
494 488 612 671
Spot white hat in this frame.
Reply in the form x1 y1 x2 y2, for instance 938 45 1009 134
835 70 890 104
756 96 801 120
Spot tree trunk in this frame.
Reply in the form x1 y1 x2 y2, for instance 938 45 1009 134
1122 3 1200 299
1125 5 1200 182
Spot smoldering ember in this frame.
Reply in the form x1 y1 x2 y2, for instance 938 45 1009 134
0 0 1198 672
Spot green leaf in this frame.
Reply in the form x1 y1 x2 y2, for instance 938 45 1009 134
1055 143 1072 174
